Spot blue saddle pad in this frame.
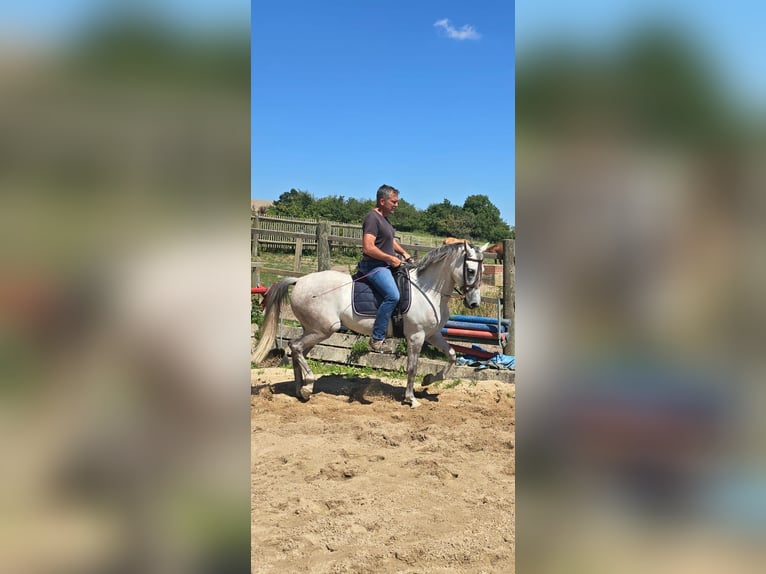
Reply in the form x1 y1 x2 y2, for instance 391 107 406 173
351 279 382 317
351 270 412 317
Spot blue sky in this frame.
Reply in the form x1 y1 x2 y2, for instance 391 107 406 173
251 1 516 225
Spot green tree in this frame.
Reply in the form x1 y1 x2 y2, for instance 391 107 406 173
423 200 454 236
423 200 474 238
345 197 375 223
268 189 315 217
390 198 423 233
442 210 475 239
463 194 513 242
312 195 347 221
263 190 514 242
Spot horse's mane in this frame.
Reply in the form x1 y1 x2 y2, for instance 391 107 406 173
412 242 474 294
415 242 466 271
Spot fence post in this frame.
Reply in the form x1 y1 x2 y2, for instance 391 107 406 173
294 237 303 272
502 239 515 355
251 212 259 258
317 221 331 271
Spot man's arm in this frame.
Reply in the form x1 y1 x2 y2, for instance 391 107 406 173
393 239 411 262
363 233 400 266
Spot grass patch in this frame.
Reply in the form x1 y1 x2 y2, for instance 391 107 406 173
251 296 264 326
305 358 408 380
448 285 503 318
434 378 463 390
348 338 370 362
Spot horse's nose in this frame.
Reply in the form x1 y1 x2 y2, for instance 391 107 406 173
466 300 479 309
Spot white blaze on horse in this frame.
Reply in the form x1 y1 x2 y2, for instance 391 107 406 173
252 242 488 408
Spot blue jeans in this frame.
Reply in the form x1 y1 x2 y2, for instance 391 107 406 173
358 259 400 341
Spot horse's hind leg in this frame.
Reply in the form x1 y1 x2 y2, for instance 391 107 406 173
421 332 457 387
289 331 330 401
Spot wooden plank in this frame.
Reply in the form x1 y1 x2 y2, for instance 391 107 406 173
257 214 318 224
327 235 363 245
278 326 365 348
281 343 514 383
272 326 514 382
251 228 317 241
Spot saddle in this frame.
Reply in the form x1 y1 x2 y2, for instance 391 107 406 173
351 265 412 338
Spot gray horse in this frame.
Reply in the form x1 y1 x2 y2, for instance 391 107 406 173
252 242 486 408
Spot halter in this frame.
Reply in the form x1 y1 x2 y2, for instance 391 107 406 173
454 241 483 296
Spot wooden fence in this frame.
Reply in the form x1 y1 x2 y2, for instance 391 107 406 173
251 216 515 354
250 213 445 254
250 213 366 255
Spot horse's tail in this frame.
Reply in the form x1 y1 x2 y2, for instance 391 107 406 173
252 277 298 364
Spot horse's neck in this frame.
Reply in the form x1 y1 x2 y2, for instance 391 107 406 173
413 263 456 298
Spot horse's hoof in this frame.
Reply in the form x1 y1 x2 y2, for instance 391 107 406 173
297 385 313 401
421 374 434 387
404 397 421 409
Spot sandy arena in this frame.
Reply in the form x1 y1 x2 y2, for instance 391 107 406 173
251 367 515 573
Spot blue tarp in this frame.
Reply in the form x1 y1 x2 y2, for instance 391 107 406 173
455 344 515 370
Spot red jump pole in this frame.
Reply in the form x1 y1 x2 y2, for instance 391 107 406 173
441 328 507 340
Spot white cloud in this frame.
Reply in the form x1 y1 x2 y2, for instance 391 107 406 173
434 18 481 41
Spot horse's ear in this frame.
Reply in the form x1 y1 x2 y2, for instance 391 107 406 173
479 242 490 252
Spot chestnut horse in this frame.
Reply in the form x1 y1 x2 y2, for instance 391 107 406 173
483 242 504 257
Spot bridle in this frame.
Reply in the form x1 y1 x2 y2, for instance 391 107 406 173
454 241 483 297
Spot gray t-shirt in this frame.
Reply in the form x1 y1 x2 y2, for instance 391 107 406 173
361 210 395 261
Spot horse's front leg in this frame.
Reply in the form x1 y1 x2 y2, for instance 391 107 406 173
403 333 426 408
421 332 456 387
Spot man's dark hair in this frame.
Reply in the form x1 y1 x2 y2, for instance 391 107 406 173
376 184 399 203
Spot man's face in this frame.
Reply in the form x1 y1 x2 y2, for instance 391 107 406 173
380 194 399 215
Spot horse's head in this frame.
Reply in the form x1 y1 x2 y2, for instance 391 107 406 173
456 242 484 309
